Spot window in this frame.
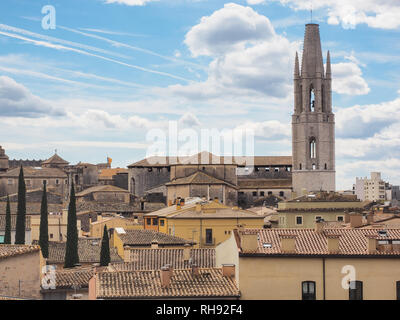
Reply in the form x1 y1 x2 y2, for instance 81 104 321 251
7 179 13 185
55 179 59 185
315 216 322 222
274 167 279 172
296 216 303 225
279 191 284 197
310 87 315 112
312 163 316 170
349 281 363 300
397 281 400 300
152 218 158 226
26 180 31 186
286 167 291 172
299 163 302 170
260 191 265 197
146 218 151 226
160 220 165 227
265 167 270 172
205 229 213 245
324 163 327 170
252 191 257 197
302 281 316 300
49 234 53 239
337 216 344 222
310 138 316 159
0 235 4 243
268 191 272 196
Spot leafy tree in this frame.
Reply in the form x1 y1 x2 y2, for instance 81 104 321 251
15 166 26 244
39 182 49 258
64 181 79 268
100 225 110 267
4 195 11 244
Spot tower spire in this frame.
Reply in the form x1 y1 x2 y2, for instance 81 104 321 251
326 50 331 78
294 51 300 78
301 24 324 78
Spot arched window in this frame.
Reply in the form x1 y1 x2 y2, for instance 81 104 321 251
310 138 316 159
312 163 316 170
310 85 315 112
324 163 327 170
299 163 302 170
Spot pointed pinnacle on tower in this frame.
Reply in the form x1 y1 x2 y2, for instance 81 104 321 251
294 51 300 79
326 50 331 78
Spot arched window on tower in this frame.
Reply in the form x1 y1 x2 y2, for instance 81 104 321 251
321 85 324 112
299 163 302 170
310 137 316 159
310 86 315 112
324 163 327 170
312 163 316 170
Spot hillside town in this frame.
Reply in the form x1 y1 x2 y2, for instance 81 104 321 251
1 21 400 302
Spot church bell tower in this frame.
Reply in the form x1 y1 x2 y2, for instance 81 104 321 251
292 24 335 196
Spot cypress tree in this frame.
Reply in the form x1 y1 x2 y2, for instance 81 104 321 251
100 225 110 267
15 166 26 244
64 181 79 268
39 182 49 258
4 195 11 244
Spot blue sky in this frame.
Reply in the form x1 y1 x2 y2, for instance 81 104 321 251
0 0 399 190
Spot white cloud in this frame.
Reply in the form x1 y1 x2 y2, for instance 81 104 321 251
0 76 63 117
178 112 201 127
105 0 158 6
175 3 300 99
235 120 290 139
332 61 369 95
268 0 400 29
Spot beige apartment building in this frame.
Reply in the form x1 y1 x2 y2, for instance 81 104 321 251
216 225 400 300
354 172 387 202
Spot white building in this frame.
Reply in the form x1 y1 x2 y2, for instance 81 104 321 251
354 172 386 201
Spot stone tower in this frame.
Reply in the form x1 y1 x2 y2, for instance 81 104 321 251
292 24 335 196
0 145 9 172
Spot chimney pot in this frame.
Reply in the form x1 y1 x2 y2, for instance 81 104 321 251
183 243 191 261
160 266 171 288
222 264 235 278
366 235 377 253
241 232 258 252
349 213 363 228
327 234 340 253
280 234 296 253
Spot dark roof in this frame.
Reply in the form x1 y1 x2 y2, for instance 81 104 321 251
0 167 67 178
117 229 195 247
55 268 94 289
95 268 240 299
46 238 122 264
76 185 130 197
128 151 292 168
166 171 237 188
0 202 64 215
0 215 31 231
42 154 69 165
112 248 215 270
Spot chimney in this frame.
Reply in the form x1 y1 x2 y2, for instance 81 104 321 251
344 212 350 223
191 263 199 276
280 235 297 253
160 266 171 288
366 235 377 253
327 235 340 253
349 213 363 228
222 264 235 278
183 243 191 261
366 213 374 224
151 240 159 249
315 220 324 233
241 232 258 252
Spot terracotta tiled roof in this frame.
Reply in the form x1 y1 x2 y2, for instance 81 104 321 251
0 245 40 259
238 178 292 189
76 185 130 197
0 166 67 178
128 151 292 168
55 268 94 289
112 248 215 270
42 153 69 165
238 228 400 256
168 208 263 219
0 215 31 231
47 238 122 264
118 229 194 247
166 171 237 188
95 268 240 299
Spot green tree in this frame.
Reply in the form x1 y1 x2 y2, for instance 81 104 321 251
15 166 26 244
100 225 110 267
64 181 79 268
39 182 49 258
4 195 11 244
